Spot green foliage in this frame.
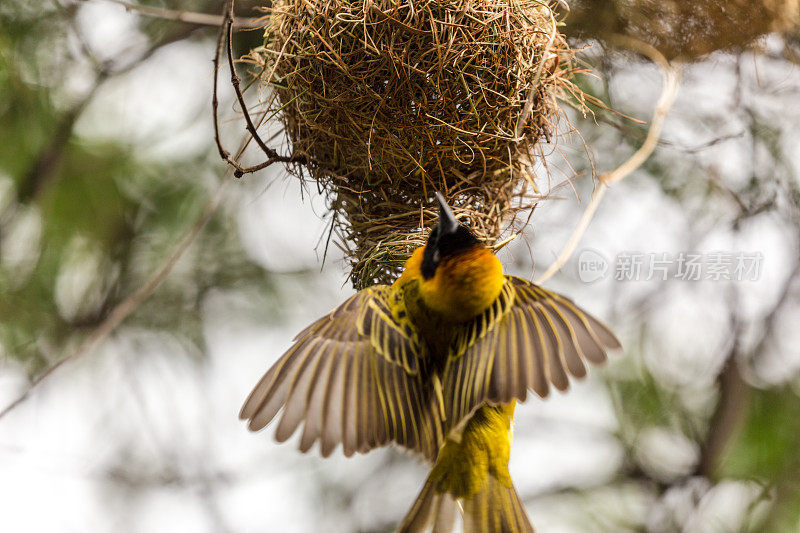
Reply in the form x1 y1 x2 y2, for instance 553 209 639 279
0 2 287 373
719 387 800 482
717 387 800 532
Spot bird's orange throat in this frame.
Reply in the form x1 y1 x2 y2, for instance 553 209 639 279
418 245 504 323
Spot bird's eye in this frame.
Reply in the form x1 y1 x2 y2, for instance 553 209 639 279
432 250 440 263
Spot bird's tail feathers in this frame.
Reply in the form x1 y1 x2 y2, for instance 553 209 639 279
397 475 458 533
462 475 534 533
398 474 533 533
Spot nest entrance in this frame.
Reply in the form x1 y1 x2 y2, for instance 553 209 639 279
252 0 578 288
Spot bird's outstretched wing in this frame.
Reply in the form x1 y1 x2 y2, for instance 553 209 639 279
443 276 621 432
240 286 443 460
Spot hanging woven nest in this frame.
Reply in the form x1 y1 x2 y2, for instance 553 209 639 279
565 0 799 60
250 0 581 288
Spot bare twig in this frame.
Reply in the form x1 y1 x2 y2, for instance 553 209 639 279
535 37 682 284
212 0 305 177
104 0 264 29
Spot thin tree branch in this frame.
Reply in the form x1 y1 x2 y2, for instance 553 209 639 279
699 354 749 478
698 258 800 478
535 37 681 284
0 180 228 420
17 78 105 202
103 0 264 29
0 99 282 421
212 0 305 177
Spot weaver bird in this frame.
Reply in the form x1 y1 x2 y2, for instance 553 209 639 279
240 193 620 532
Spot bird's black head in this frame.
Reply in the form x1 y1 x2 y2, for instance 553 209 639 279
421 192 480 279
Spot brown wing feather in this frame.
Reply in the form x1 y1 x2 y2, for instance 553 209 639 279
443 276 621 433
240 286 442 460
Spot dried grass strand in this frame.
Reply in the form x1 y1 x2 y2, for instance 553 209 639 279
535 36 681 284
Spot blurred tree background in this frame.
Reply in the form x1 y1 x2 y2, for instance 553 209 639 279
1 1 799 532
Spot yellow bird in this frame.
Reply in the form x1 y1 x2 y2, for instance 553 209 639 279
240 193 620 532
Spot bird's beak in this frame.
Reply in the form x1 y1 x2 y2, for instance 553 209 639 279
435 192 459 235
